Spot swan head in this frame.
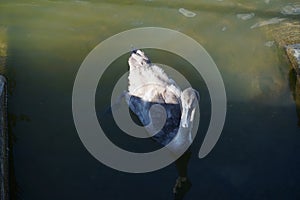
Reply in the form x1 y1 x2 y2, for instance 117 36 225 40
128 49 151 69
180 87 199 128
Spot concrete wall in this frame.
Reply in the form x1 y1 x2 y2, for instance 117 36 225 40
0 26 8 200
0 75 8 200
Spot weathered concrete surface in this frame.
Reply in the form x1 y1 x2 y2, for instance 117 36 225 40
286 44 300 75
0 75 8 200
268 22 300 47
0 26 8 200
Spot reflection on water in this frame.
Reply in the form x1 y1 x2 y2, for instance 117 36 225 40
1 0 300 199
174 150 192 199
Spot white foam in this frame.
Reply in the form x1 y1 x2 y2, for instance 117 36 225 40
178 8 196 18
236 13 255 20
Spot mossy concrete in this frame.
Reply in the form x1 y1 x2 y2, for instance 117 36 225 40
267 21 300 77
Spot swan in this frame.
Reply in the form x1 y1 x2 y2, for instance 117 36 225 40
126 49 199 156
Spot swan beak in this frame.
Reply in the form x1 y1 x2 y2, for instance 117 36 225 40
130 49 151 65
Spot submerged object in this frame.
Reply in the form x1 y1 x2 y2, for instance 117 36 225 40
264 41 275 47
236 13 255 20
221 26 227 31
178 8 196 18
250 17 286 29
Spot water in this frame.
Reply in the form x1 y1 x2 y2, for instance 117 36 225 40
0 0 300 199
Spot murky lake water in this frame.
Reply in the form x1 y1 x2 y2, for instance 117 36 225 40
1 0 300 199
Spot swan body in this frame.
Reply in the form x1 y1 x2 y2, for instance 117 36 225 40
126 50 199 155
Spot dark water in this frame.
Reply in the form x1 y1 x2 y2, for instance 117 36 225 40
1 0 300 199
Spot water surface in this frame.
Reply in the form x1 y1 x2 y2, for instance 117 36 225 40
0 0 300 199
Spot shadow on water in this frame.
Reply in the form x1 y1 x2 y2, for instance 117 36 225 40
2 24 32 200
96 49 211 199
288 69 300 127
7 113 31 200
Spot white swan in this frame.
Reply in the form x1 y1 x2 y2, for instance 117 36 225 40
126 49 199 155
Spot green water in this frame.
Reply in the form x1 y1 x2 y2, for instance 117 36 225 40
1 0 300 199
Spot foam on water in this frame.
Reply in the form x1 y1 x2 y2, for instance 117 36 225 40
236 13 255 20
178 8 196 18
281 3 300 15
